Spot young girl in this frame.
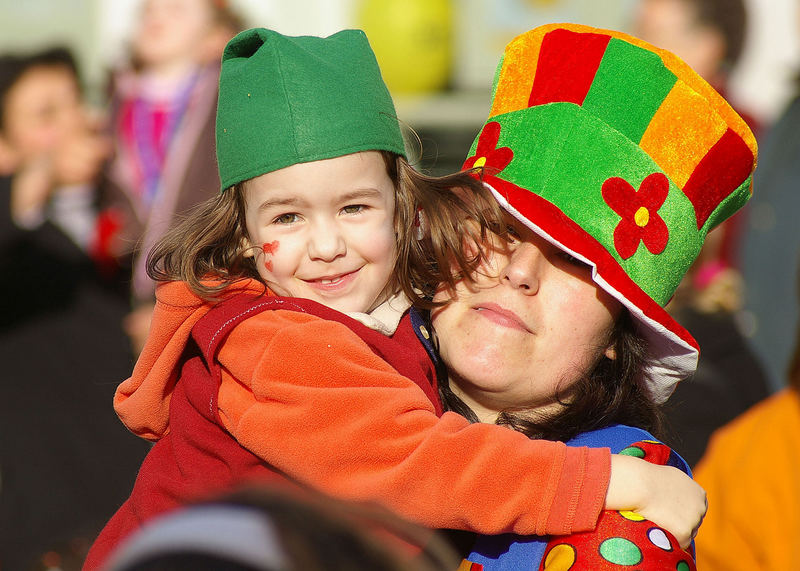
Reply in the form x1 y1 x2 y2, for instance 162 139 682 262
85 27 705 569
432 23 757 569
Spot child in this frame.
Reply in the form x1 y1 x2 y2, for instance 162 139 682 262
85 28 705 569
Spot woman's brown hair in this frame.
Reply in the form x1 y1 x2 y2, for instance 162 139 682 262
147 151 505 305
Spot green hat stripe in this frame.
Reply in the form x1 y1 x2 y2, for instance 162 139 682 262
582 38 677 144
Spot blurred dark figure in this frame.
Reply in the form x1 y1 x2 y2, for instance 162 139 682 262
0 47 150 570
633 0 771 468
104 485 459 571
97 0 244 354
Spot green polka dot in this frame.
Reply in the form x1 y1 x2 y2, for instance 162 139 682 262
619 445 645 458
676 561 691 571
599 537 643 565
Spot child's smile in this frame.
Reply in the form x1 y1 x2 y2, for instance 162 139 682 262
243 151 397 314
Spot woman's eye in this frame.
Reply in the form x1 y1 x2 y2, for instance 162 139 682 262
342 204 366 215
505 225 522 242
273 213 299 224
559 251 589 269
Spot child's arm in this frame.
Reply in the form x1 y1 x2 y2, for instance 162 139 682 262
217 311 703 541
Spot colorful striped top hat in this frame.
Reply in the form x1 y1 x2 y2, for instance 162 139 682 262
216 28 406 191
464 23 757 402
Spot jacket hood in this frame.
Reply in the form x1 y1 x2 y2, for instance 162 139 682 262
114 279 267 440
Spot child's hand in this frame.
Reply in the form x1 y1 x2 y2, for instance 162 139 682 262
606 454 706 549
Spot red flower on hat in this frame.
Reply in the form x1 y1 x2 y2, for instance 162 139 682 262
602 173 670 260
464 121 513 175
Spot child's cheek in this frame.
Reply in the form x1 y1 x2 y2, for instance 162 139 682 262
261 241 279 272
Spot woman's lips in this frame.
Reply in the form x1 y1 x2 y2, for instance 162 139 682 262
474 302 532 332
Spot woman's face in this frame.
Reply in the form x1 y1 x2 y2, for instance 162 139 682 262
431 212 622 422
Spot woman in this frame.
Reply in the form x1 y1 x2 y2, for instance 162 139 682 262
428 24 757 569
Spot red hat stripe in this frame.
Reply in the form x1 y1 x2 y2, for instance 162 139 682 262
529 28 611 107
682 128 755 229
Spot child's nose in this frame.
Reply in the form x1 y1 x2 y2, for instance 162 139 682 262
501 242 542 295
308 224 346 261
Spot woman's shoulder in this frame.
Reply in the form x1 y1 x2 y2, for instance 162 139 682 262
567 425 690 473
566 425 655 452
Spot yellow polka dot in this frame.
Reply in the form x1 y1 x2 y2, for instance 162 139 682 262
419 325 430 339
473 156 487 168
634 207 650 227
620 510 646 521
543 543 576 570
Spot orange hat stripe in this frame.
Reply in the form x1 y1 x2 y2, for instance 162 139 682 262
640 80 728 188
490 42 541 117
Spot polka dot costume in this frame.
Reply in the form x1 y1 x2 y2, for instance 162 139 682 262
461 425 697 570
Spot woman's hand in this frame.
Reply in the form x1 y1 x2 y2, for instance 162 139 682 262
606 454 706 549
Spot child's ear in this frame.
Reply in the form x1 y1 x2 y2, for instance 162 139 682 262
604 344 617 360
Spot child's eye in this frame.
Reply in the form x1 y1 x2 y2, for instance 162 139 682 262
342 204 367 215
273 213 300 224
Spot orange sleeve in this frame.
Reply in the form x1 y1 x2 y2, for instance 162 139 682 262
217 310 610 536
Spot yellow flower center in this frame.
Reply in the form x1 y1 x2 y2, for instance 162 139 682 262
473 156 487 168
634 206 650 227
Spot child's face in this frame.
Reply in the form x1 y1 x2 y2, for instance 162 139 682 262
133 0 215 69
243 151 398 314
0 65 82 166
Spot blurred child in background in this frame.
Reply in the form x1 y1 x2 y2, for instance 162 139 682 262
98 0 244 353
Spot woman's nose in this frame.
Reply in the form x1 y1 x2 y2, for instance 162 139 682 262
501 242 541 294
307 223 346 261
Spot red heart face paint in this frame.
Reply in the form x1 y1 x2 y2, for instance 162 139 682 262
261 241 279 272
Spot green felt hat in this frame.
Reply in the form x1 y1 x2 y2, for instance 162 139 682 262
465 24 757 402
216 28 406 191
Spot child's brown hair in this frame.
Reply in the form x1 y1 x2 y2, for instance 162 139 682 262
147 152 504 307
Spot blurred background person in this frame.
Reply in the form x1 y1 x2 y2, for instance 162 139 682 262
692 260 800 570
632 0 771 468
0 46 150 571
96 0 244 354
740 0 800 393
